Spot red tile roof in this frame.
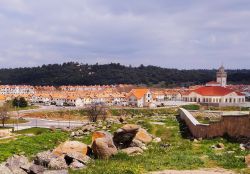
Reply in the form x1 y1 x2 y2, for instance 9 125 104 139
193 86 243 96
129 89 149 99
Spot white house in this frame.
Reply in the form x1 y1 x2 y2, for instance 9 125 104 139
127 89 152 107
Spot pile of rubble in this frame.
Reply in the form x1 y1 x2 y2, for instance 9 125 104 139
0 124 161 174
70 119 121 138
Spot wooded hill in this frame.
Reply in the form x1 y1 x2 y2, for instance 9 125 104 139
0 62 249 87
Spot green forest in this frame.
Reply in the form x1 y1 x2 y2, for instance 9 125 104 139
0 62 249 87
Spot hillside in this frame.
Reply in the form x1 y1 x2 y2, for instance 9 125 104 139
0 62 249 86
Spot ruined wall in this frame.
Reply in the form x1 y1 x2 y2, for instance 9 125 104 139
179 108 250 138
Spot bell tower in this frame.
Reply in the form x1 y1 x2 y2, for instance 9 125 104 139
216 66 227 87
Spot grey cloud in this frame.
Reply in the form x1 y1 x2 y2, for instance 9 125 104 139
0 0 249 69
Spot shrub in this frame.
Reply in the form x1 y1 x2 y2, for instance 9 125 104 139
182 104 200 110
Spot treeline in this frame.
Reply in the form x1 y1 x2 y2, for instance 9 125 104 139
0 62 249 87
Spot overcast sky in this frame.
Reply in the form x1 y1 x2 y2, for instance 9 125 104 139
0 0 249 69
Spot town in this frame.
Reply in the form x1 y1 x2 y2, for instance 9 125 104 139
0 66 249 108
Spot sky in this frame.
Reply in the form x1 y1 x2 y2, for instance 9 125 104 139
0 0 250 69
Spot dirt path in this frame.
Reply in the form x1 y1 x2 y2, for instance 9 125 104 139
150 168 235 174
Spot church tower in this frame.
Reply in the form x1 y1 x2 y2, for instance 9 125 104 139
216 66 227 87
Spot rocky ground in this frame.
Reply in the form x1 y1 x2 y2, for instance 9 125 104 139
0 114 249 174
0 117 161 174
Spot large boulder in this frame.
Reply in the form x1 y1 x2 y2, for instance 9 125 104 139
0 164 12 174
20 163 33 173
34 150 57 167
113 124 140 148
10 168 27 174
44 170 68 174
69 159 86 169
5 155 29 171
29 164 45 174
121 147 143 156
92 131 113 143
92 135 117 159
65 152 91 165
48 156 68 170
53 141 88 156
134 128 152 144
245 154 250 168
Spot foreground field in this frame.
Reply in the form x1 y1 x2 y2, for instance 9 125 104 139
0 108 249 174
71 115 250 174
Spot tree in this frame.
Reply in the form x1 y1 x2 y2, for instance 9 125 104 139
86 104 108 122
12 97 28 108
0 103 10 127
12 98 19 107
19 97 28 107
100 106 109 121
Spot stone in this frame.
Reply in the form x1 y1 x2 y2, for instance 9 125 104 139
121 147 143 156
211 143 225 150
245 154 250 168
11 168 27 174
102 126 107 130
240 144 246 150
53 141 88 156
70 132 75 137
6 155 29 171
134 128 152 144
243 142 250 150
35 150 57 167
65 152 91 165
20 162 33 173
92 131 113 143
75 131 80 136
0 164 12 174
29 164 45 174
120 124 140 132
44 170 68 174
113 124 140 148
217 143 225 149
69 159 86 169
193 139 199 143
130 139 145 148
82 125 95 132
48 156 68 170
141 145 148 151
152 137 162 143
92 137 117 159
78 130 84 135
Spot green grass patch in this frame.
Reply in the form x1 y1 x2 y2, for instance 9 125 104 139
181 104 200 110
14 127 50 135
0 130 68 162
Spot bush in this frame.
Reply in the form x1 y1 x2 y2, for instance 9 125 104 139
182 104 200 110
12 97 28 108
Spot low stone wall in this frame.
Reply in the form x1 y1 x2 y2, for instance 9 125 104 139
179 108 250 138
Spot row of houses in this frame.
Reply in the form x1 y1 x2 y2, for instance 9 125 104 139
0 87 184 108
0 84 247 108
0 67 247 108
